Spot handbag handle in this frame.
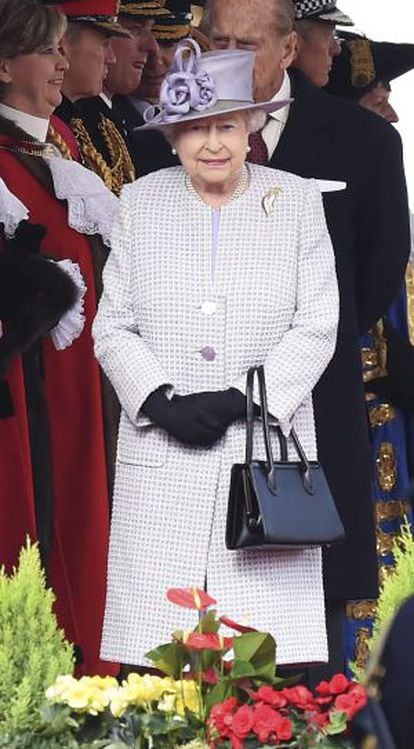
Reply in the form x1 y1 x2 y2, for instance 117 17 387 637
245 365 314 494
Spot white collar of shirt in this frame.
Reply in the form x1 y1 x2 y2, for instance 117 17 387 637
0 102 49 142
261 71 291 160
100 92 113 109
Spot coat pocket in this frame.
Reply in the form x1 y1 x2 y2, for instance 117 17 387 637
117 413 169 467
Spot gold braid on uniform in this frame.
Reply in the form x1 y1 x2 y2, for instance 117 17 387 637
48 124 73 160
348 39 376 90
69 116 114 192
98 115 136 195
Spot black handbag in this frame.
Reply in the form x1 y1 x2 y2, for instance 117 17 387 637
226 365 345 550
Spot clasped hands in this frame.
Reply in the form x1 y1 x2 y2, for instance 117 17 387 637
141 387 246 447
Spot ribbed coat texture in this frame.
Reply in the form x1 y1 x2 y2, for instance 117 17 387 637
93 164 339 666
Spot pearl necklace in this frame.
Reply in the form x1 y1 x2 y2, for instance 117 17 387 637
185 164 250 205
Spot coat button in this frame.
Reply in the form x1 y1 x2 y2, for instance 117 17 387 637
201 346 216 361
200 301 217 315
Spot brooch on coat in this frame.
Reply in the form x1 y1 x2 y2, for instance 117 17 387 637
262 186 283 217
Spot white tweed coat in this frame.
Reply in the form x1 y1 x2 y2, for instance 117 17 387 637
93 164 339 667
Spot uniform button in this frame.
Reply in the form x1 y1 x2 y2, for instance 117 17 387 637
200 301 217 315
201 346 216 361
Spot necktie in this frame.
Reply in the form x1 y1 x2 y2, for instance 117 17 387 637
247 129 268 166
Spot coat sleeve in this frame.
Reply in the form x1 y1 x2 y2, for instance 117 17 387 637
92 187 174 425
355 123 410 334
232 180 339 434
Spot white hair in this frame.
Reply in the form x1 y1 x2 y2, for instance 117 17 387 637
245 109 267 132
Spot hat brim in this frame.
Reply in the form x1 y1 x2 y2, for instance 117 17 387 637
119 4 171 19
136 97 291 130
86 20 132 37
313 8 354 26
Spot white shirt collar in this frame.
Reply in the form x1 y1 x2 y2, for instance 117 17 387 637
0 102 49 142
267 71 291 124
100 92 113 110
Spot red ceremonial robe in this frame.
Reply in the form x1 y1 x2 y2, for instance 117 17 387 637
0 131 117 676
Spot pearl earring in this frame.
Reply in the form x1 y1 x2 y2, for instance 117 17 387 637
246 145 251 153
171 147 177 155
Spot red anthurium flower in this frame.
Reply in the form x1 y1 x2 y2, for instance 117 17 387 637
185 632 233 651
219 615 257 633
166 587 217 610
202 668 220 684
232 705 255 739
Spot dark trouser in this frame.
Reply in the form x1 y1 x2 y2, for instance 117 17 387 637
277 601 345 689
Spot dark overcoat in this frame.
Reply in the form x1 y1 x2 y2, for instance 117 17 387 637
269 70 411 601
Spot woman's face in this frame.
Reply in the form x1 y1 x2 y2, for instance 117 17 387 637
0 35 69 118
173 111 249 191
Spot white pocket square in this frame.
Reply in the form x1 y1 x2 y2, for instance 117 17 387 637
315 179 347 193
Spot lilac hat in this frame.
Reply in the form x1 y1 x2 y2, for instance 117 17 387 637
139 39 291 130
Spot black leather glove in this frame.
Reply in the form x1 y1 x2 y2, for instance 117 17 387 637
181 388 246 427
141 387 246 447
0 222 77 373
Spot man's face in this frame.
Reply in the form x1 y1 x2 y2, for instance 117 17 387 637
61 26 116 101
135 40 177 103
104 18 158 96
358 82 398 123
208 0 296 102
294 21 341 88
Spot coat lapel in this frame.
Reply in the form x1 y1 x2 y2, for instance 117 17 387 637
271 70 333 178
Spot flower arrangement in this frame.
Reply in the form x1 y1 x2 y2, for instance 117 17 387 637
35 587 365 748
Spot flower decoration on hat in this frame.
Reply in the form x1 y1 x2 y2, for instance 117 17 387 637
148 39 218 124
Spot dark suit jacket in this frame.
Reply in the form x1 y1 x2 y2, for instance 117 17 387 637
112 95 179 175
269 70 410 601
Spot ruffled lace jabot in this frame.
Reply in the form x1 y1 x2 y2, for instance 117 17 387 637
45 158 119 246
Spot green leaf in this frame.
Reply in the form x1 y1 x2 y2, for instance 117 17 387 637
325 710 348 736
198 610 220 634
144 642 187 678
232 632 276 682
204 680 235 714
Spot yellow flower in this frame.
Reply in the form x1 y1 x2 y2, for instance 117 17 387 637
46 674 119 715
45 674 77 702
174 680 201 717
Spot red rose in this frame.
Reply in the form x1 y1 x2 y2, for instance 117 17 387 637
314 711 331 728
252 685 287 708
209 697 239 736
283 685 315 710
273 713 293 741
348 684 368 712
334 683 367 720
253 704 281 743
315 680 331 696
328 673 350 694
230 736 244 749
232 705 255 739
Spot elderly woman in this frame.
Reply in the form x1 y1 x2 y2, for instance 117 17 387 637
0 0 119 675
93 40 339 668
